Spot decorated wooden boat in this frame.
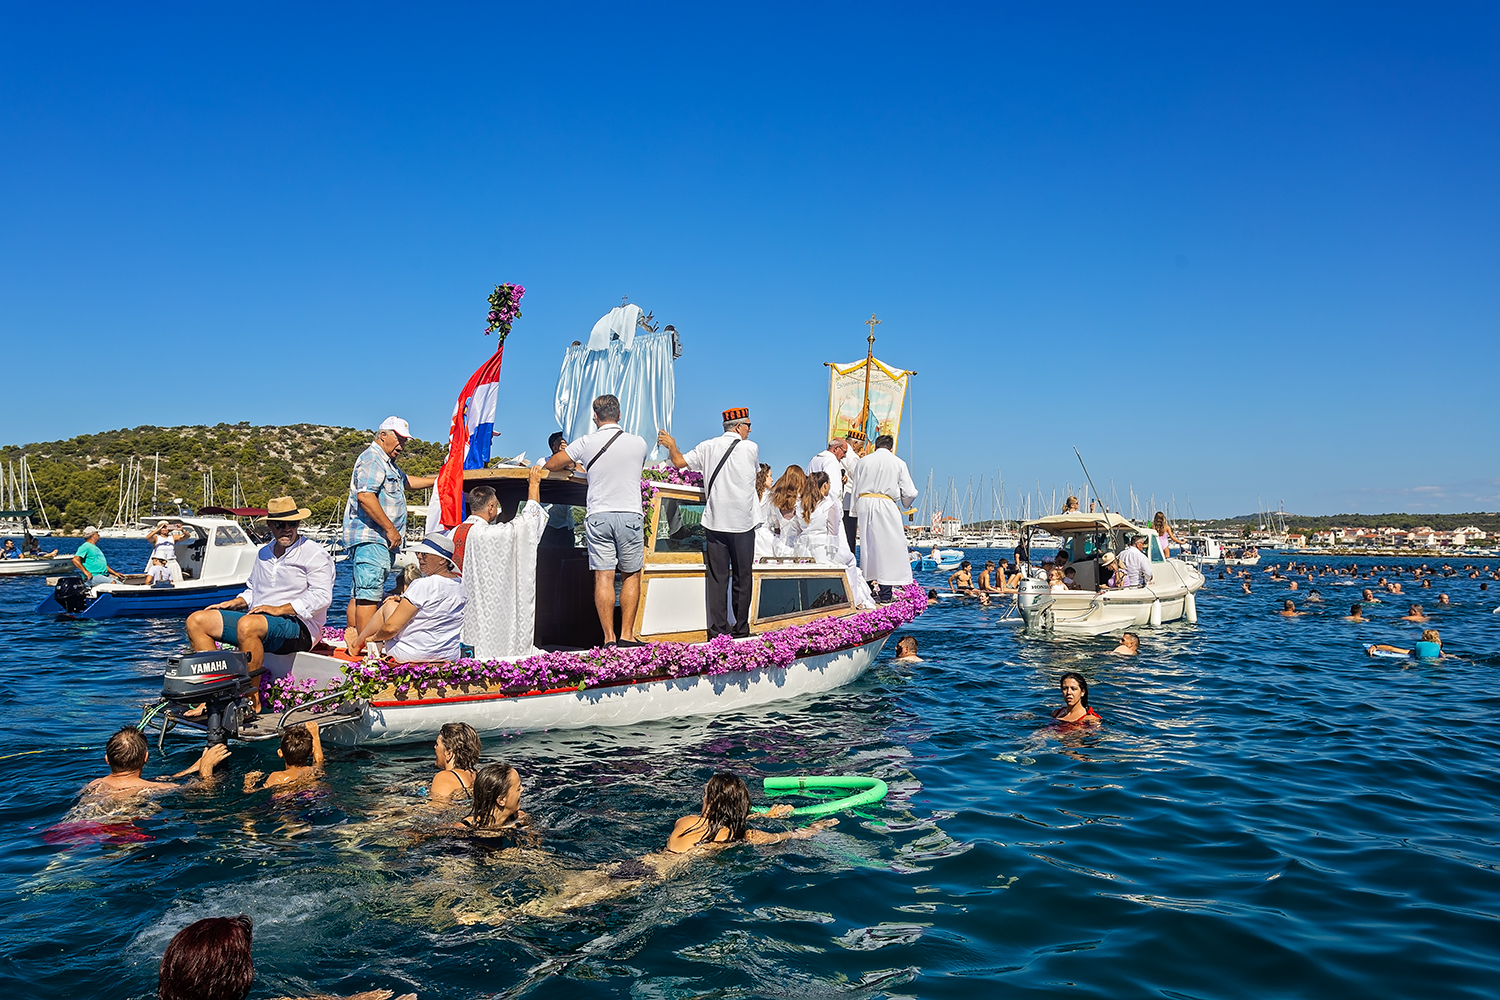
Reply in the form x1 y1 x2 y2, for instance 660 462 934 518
144 472 926 748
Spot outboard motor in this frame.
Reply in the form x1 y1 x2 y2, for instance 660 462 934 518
162 650 258 744
53 576 91 614
1016 578 1055 631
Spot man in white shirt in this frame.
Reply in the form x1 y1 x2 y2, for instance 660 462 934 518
852 434 918 602
448 485 499 572
659 407 760 639
186 496 335 710
839 435 863 549
1118 533 1155 588
544 394 649 646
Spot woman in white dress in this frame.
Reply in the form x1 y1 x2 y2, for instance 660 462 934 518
768 465 808 557
753 464 777 561
797 472 876 607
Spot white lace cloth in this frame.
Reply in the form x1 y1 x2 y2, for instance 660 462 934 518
461 500 544 661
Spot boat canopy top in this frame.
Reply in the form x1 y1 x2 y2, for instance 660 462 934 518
198 506 269 518
1020 512 1143 535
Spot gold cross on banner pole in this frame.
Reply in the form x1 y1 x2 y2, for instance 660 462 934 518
865 312 880 346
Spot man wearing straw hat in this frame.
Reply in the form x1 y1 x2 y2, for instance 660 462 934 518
187 496 335 710
659 407 760 639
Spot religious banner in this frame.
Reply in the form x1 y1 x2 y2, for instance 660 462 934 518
826 355 911 453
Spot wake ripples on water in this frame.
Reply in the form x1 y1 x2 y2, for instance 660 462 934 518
0 543 1498 998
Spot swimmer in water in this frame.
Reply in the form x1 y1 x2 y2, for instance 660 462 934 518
1400 604 1428 623
1242 581 1252 594
1306 589 1323 603
664 773 836 853
947 560 989 605
1110 632 1139 656
1361 589 1381 603
243 721 322 792
1345 603 1366 622
892 635 922 663
1437 593 1450 606
82 726 229 797
1368 629 1447 661
1277 599 1305 618
459 763 530 834
431 722 481 803
1052 671 1101 725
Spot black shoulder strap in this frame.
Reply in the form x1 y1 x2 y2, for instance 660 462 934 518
584 429 624 471
705 438 742 498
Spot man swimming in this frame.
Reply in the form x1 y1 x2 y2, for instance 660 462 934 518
83 726 229 797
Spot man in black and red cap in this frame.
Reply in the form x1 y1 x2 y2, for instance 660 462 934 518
658 408 760 639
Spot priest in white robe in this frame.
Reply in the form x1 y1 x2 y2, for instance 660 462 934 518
852 434 918 600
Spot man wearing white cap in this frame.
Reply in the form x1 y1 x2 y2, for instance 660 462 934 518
343 417 438 632
344 531 467 663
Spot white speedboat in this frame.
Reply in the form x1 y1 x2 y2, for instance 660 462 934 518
1015 512 1205 635
144 475 925 747
38 516 257 618
0 555 75 577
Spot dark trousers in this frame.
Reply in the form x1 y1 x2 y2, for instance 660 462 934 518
843 513 858 551
705 528 755 639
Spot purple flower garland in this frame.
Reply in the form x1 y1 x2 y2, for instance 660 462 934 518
273 584 928 710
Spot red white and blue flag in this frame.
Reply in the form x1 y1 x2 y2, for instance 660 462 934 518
436 346 505 527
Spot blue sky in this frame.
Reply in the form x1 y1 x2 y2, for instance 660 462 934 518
3 3 1497 518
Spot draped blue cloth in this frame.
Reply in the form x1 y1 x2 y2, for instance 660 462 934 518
554 327 676 460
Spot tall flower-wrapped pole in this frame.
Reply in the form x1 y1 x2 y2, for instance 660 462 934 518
436 283 527 527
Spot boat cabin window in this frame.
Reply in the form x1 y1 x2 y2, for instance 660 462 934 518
653 496 707 554
214 525 249 546
756 576 848 621
1064 533 1110 562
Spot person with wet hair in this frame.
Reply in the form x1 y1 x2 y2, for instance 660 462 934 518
1345 603 1366 622
1053 671 1101 724
1277 599 1305 618
243 721 322 792
82 725 228 797
1110 632 1139 655
893 635 922 663
1400 604 1428 622
461 762 529 834
431 722 481 803
158 915 255 1000
665 773 836 853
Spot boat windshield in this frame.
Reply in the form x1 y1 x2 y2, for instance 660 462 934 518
1063 531 1114 562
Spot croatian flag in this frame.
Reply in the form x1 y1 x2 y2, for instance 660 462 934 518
436 346 505 527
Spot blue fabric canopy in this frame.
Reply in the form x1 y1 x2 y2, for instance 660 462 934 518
554 325 677 460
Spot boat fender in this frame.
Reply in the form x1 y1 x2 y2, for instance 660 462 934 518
1184 591 1197 624
1149 599 1162 627
749 775 889 817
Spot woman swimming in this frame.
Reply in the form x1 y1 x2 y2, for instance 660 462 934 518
1368 629 1446 661
430 722 480 803
665 773 835 853
1052 671 1101 725
459 763 528 835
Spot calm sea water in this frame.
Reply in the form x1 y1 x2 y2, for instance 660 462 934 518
2 539 1498 999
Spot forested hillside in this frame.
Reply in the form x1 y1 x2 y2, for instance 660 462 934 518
1 424 446 531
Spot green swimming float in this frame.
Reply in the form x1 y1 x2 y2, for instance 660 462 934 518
750 775 889 817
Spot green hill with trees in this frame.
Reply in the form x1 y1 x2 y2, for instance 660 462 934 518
1 424 446 532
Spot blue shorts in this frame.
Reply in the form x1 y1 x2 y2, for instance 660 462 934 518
351 541 395 601
584 511 644 573
219 611 312 656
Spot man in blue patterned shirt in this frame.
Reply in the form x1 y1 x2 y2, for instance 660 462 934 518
343 416 437 631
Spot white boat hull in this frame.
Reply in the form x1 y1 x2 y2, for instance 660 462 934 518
292 636 890 747
1017 559 1205 635
0 556 74 577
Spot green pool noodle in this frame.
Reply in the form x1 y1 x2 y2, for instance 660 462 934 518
749 775 889 817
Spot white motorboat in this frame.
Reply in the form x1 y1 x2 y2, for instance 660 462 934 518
1182 535 1223 567
1015 512 1205 635
144 474 925 747
0 555 75 577
38 516 257 618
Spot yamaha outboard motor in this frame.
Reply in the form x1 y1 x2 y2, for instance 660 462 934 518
162 650 258 744
53 576 90 614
